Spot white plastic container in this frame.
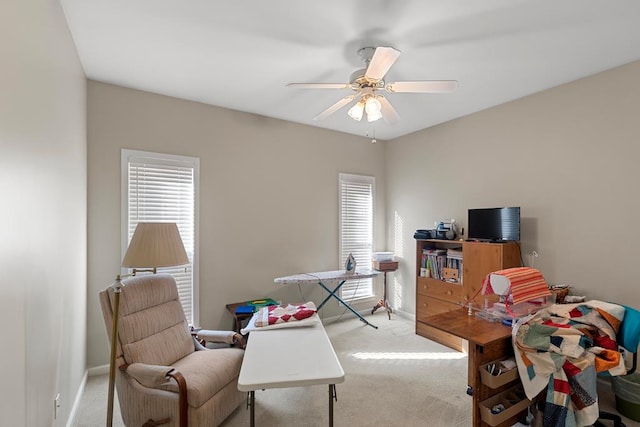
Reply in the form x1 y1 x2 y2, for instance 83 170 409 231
372 252 394 262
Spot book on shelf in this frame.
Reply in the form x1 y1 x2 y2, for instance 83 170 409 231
420 247 464 283
235 305 255 315
446 247 463 259
421 248 447 280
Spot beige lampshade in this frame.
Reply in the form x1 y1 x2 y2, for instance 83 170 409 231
121 222 189 268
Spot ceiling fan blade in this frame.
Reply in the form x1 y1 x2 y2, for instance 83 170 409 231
385 80 459 93
287 83 349 89
378 96 400 124
364 47 401 81
313 95 356 121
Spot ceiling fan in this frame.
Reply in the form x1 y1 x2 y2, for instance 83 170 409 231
287 46 458 124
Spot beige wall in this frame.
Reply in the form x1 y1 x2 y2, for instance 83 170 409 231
87 81 387 367
87 61 640 370
0 0 87 425
386 60 640 314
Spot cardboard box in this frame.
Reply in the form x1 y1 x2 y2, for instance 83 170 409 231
480 360 519 389
479 385 531 426
372 260 398 271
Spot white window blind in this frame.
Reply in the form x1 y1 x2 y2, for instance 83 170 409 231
122 149 199 325
339 173 374 301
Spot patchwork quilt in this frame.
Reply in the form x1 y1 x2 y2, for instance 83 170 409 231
254 301 317 327
512 301 627 427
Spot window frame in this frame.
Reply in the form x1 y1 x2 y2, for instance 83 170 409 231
121 149 200 325
338 173 375 302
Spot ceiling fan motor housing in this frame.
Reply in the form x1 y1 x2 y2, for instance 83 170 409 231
349 69 384 89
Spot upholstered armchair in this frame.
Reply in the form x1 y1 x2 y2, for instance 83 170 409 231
99 274 245 427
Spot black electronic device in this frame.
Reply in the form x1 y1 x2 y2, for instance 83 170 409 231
467 207 520 242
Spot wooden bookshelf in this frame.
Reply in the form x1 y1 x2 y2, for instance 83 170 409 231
415 239 520 351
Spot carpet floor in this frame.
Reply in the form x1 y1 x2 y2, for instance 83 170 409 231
72 313 639 426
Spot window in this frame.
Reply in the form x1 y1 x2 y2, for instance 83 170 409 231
339 173 375 301
122 149 199 324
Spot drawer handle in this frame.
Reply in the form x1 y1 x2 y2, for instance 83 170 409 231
446 290 452 295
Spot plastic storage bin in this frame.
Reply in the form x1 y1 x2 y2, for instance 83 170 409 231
612 372 640 422
479 385 531 426
480 359 519 389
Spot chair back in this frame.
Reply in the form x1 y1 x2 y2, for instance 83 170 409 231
100 274 194 368
620 305 640 352
620 305 640 374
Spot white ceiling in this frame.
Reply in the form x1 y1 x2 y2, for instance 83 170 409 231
60 0 640 141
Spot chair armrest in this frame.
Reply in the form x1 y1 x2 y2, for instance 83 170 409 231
196 330 245 348
123 363 177 389
122 363 188 427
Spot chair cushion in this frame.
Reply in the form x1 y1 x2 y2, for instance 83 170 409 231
122 319 194 366
171 347 244 408
116 274 194 365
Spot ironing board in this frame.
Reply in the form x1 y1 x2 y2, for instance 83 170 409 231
274 268 379 328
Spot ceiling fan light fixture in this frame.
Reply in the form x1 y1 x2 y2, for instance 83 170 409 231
288 46 457 124
365 96 383 122
348 99 365 121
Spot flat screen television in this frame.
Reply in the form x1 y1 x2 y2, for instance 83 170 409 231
467 207 520 242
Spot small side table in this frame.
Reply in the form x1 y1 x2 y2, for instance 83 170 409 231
371 260 398 320
225 302 254 334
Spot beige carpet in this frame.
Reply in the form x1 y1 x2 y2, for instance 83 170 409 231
72 313 639 426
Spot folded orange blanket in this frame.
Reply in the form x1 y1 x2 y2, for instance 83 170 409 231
254 302 317 327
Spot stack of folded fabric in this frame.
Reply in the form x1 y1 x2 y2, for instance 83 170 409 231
254 302 317 327
413 229 435 239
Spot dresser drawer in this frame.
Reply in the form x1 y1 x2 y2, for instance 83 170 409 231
416 294 459 323
416 321 464 352
416 277 462 303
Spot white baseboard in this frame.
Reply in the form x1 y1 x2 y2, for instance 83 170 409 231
319 306 414 325
65 371 88 427
66 366 111 426
88 364 110 376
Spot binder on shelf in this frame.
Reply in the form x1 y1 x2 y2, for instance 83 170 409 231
246 298 279 310
235 305 255 315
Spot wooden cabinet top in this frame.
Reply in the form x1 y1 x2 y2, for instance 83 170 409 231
422 308 512 346
416 239 519 246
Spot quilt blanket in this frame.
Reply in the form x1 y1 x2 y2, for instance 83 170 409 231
254 301 317 327
512 301 626 427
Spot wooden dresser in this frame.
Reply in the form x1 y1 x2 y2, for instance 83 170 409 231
415 239 520 351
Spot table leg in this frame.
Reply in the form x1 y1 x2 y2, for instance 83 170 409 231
317 280 378 329
371 272 392 320
329 384 336 427
249 390 255 427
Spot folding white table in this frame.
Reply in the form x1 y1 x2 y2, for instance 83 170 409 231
237 316 345 426
274 268 380 328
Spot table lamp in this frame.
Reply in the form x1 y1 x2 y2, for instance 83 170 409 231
106 222 189 427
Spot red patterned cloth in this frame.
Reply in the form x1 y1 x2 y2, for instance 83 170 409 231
482 267 551 305
254 302 317 327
